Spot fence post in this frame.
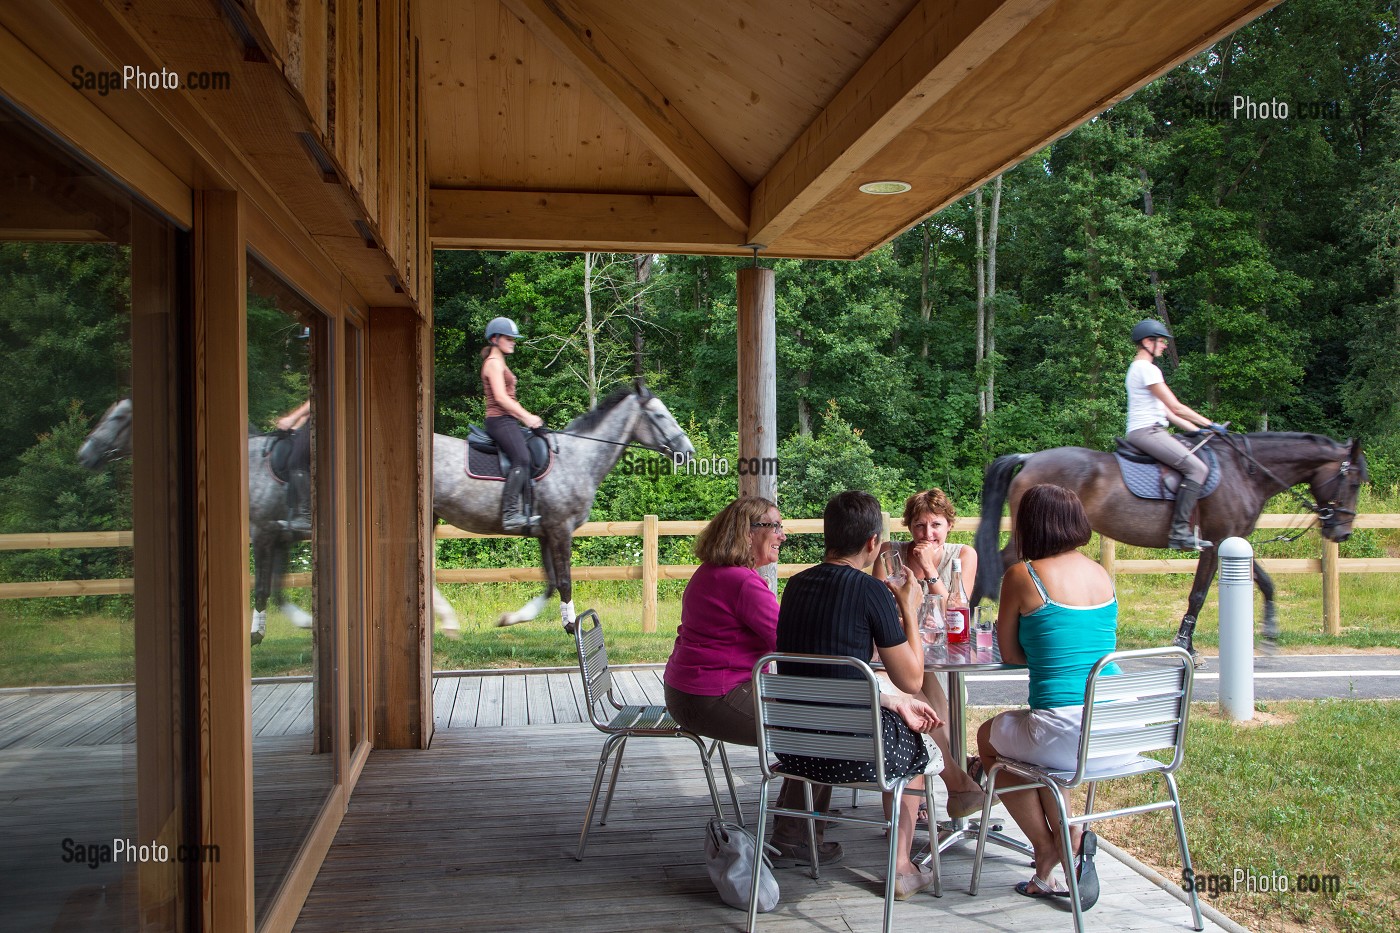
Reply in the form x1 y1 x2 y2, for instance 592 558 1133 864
1099 535 1116 579
642 514 659 634
1322 538 1341 635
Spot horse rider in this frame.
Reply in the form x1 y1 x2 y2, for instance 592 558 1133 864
276 399 312 536
1125 319 1227 550
481 316 547 534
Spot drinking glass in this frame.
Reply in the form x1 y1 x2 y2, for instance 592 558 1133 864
972 607 995 649
883 546 907 587
919 593 945 647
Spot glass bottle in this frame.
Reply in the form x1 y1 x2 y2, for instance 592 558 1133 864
945 557 970 644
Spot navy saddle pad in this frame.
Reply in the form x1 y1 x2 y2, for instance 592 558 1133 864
465 425 551 481
257 431 294 483
1113 434 1222 500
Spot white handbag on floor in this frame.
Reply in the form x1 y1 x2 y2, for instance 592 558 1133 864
704 818 779 912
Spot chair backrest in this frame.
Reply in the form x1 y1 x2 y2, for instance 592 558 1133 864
573 609 618 728
752 653 894 790
1071 646 1195 780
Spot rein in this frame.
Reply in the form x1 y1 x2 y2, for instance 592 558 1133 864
547 429 678 457
1215 432 1356 542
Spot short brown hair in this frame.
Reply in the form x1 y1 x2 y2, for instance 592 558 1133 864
823 490 883 558
903 488 956 528
1015 484 1092 560
694 496 779 567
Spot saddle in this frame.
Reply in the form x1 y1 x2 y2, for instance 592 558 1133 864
1113 433 1223 501
464 424 552 481
258 431 294 484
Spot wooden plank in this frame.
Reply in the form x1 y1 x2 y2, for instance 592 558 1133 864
448 676 481 729
547 672 583 725
475 675 503 728
430 189 744 254
750 0 1053 246
496 0 750 233
0 579 133 599
0 531 132 550
501 674 528 727
524 673 553 725
432 675 460 731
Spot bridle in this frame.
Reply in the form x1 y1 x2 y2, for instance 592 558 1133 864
1217 433 1359 537
547 394 689 458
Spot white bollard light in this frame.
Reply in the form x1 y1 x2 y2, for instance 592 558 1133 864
1217 536 1255 721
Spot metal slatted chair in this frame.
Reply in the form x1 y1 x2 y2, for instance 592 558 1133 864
749 653 942 933
571 609 742 860
969 646 1203 933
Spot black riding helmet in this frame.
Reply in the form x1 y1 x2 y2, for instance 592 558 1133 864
1130 319 1172 345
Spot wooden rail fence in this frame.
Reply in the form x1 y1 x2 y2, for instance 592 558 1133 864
3 515 1397 635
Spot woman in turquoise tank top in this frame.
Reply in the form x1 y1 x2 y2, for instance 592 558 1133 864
974 484 1117 908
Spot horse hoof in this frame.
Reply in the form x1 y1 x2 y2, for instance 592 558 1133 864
1260 637 1279 656
440 625 461 640
250 630 264 647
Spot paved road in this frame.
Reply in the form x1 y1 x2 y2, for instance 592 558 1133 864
964 653 1400 705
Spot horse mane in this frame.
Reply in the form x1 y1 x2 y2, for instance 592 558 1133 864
1247 431 1347 451
565 386 636 434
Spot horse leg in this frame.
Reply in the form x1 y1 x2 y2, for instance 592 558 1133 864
273 538 312 629
1254 563 1279 653
433 585 461 639
496 534 556 628
1173 551 1219 669
551 535 577 633
251 536 271 646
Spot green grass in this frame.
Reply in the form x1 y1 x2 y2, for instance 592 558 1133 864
1086 700 1400 933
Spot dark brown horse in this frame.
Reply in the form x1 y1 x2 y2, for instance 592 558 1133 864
973 432 1367 664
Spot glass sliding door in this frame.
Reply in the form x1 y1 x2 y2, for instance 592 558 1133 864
0 100 194 931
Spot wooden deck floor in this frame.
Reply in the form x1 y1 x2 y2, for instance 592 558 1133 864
295 722 1231 933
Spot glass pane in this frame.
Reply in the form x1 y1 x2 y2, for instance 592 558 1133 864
246 256 337 921
344 322 364 752
0 102 192 930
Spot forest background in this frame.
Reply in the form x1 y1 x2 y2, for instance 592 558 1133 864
2 0 1398 585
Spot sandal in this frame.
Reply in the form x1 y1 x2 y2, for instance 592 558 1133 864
1076 830 1100 911
915 803 929 830
967 755 987 787
1015 876 1071 899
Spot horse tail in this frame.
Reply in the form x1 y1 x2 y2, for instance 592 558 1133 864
973 453 1029 604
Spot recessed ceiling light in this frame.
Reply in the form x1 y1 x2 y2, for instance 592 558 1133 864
859 180 912 195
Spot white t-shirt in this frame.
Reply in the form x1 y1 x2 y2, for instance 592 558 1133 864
1126 359 1167 432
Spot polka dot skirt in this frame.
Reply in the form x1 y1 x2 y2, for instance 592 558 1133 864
775 707 931 785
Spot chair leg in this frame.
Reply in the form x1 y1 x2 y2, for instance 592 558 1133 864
1045 781 1085 933
1165 772 1205 931
577 733 625 860
746 780 774 933
713 740 745 826
882 780 903 933
923 780 942 897
1085 780 1098 817
968 761 1002 895
599 735 629 825
803 781 820 880
688 734 728 822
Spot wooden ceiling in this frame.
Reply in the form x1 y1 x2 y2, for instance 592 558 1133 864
426 0 1279 259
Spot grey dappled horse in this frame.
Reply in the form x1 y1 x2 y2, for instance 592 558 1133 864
80 397 311 644
433 383 694 633
974 432 1367 664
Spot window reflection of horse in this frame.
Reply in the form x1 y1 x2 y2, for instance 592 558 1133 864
973 432 1367 666
79 397 310 644
80 383 695 641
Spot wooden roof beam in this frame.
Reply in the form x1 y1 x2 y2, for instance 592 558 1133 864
430 188 748 254
498 0 751 236
749 0 1053 248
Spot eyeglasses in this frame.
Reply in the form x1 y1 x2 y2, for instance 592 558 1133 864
750 521 784 532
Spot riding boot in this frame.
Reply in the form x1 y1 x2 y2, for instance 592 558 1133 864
1173 616 1203 668
1167 479 1213 551
279 469 312 536
500 466 541 534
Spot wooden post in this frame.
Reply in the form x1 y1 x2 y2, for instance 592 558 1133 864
1322 538 1341 635
367 307 434 749
642 514 659 633
1099 535 1116 579
193 189 254 929
737 265 777 590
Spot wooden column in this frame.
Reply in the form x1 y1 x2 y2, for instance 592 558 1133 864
193 190 254 929
367 307 434 749
1099 535 1116 578
642 513 659 633
737 266 777 589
